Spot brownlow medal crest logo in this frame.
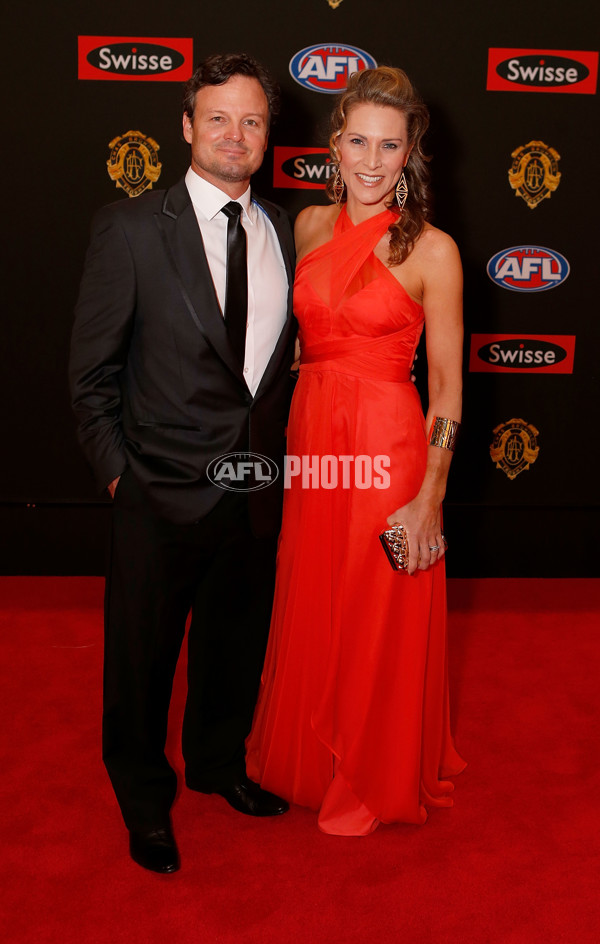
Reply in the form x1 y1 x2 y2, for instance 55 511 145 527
326 0 344 7
490 418 540 479
107 130 162 197
508 141 561 209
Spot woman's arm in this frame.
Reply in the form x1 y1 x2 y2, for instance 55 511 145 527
387 228 463 574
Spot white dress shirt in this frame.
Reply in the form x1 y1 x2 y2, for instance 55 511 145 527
185 167 289 395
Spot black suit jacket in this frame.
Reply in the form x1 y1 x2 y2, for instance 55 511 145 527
70 177 296 537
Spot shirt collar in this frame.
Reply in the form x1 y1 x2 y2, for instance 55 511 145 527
185 167 253 223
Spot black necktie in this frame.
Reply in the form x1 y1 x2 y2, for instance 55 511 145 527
221 201 248 369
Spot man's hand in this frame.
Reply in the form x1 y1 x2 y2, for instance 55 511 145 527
411 351 418 384
108 476 121 498
290 336 301 376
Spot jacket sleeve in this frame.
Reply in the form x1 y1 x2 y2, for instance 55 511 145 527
69 206 135 491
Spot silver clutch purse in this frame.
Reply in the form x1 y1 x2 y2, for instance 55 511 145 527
379 523 409 572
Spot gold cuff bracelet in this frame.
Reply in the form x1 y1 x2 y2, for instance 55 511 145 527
428 416 461 451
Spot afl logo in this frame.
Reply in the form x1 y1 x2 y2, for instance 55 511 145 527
206 453 279 492
487 246 570 292
289 44 377 93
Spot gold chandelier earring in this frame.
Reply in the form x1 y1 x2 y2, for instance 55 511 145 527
395 172 408 211
332 165 345 205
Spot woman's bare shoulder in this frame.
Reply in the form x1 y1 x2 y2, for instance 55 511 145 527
295 203 339 259
415 222 461 265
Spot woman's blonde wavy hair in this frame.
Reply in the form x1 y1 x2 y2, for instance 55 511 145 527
326 66 431 266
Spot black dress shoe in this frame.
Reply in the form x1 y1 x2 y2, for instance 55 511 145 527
129 824 180 873
215 778 289 817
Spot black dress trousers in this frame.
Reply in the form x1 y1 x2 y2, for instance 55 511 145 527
102 467 277 830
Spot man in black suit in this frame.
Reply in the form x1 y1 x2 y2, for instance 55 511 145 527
70 54 296 873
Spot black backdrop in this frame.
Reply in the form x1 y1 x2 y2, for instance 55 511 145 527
2 0 598 576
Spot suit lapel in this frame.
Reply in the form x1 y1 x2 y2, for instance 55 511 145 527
155 179 296 396
155 178 243 382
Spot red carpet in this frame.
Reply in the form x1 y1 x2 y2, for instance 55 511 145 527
2 577 599 943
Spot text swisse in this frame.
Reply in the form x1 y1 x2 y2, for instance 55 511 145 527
469 335 576 374
486 343 559 365
487 48 598 94
273 147 331 189
285 155 334 183
501 56 585 86
78 36 193 81
92 45 183 74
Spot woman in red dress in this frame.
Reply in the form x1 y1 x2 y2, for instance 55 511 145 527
246 66 465 835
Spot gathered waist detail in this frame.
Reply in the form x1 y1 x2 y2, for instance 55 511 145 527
300 329 418 383
300 357 411 383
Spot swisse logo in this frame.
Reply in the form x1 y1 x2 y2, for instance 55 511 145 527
206 453 279 492
487 48 598 94
91 43 183 74
78 36 193 82
289 43 377 93
487 246 569 292
469 334 576 374
273 147 332 189
501 55 586 85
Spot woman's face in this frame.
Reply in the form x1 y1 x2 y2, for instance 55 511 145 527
337 103 411 214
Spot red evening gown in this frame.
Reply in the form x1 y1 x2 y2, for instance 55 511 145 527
246 206 465 835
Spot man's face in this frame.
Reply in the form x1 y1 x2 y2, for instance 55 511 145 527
182 75 269 197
